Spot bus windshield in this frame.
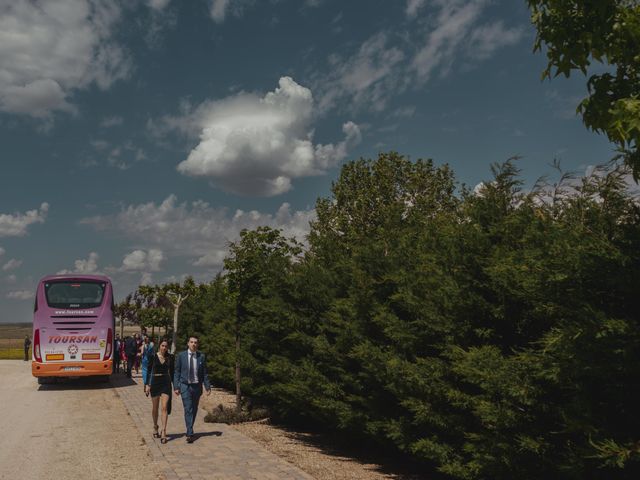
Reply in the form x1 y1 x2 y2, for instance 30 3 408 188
44 281 106 309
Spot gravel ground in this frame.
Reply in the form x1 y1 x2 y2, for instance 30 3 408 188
200 388 424 480
0 360 162 480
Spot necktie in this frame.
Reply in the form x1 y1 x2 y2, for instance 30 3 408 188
189 353 195 383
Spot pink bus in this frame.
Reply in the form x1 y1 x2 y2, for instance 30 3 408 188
32 275 114 383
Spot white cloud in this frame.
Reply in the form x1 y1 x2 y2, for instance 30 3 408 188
0 203 49 237
7 290 34 300
392 106 416 118
473 181 491 196
467 21 525 61
210 0 230 22
57 252 100 274
309 1 523 116
314 32 406 113
412 0 487 82
406 0 427 18
86 140 146 170
2 259 22 271
308 1 524 115
2 79 75 117
0 0 130 118
192 250 227 268
147 0 171 10
5 274 17 284
209 0 250 23
80 195 315 269
164 77 360 196
140 272 154 286
410 1 525 83
100 116 123 127
120 249 164 271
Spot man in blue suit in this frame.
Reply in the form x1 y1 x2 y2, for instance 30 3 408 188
173 335 211 443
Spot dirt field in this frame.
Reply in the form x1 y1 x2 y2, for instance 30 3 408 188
0 322 31 339
0 360 161 479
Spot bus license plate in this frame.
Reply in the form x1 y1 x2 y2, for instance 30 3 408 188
63 366 81 371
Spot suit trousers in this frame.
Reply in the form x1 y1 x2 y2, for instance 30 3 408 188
180 383 202 436
126 354 136 378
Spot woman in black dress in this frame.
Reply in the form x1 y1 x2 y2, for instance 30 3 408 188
144 338 174 443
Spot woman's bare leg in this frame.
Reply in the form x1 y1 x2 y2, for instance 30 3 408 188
151 395 160 432
160 393 169 438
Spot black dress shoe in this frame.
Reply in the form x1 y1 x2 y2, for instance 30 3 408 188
186 436 193 443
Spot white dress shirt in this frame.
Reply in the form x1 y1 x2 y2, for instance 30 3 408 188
188 351 199 384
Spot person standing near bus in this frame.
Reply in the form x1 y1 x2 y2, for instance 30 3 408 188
124 335 138 378
144 338 174 444
24 335 31 361
173 335 211 443
140 335 154 386
119 336 126 373
113 334 122 373
134 333 142 375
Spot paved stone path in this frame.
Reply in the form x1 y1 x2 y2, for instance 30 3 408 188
111 373 314 480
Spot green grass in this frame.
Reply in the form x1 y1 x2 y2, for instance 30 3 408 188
0 348 28 360
0 323 32 360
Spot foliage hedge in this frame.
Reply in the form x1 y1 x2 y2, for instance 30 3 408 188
174 153 640 478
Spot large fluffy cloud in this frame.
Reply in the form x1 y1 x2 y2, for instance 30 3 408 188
120 249 164 271
0 0 130 117
80 194 315 269
0 203 49 237
167 77 360 196
57 252 100 275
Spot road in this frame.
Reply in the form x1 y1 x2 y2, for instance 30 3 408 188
0 361 160 480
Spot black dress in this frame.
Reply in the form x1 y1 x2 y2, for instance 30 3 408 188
147 353 174 398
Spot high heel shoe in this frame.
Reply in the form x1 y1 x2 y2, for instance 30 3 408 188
153 425 160 438
160 430 167 444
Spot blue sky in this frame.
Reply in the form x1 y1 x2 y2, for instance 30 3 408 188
0 0 615 323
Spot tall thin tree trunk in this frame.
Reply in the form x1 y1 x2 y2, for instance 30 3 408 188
235 301 242 412
236 319 242 412
171 301 180 353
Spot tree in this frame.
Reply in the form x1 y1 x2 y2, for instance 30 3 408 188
224 226 302 412
156 278 197 353
136 285 172 339
114 292 142 338
528 0 640 177
179 275 236 388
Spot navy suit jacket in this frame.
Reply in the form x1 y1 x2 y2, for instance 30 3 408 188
173 350 211 393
